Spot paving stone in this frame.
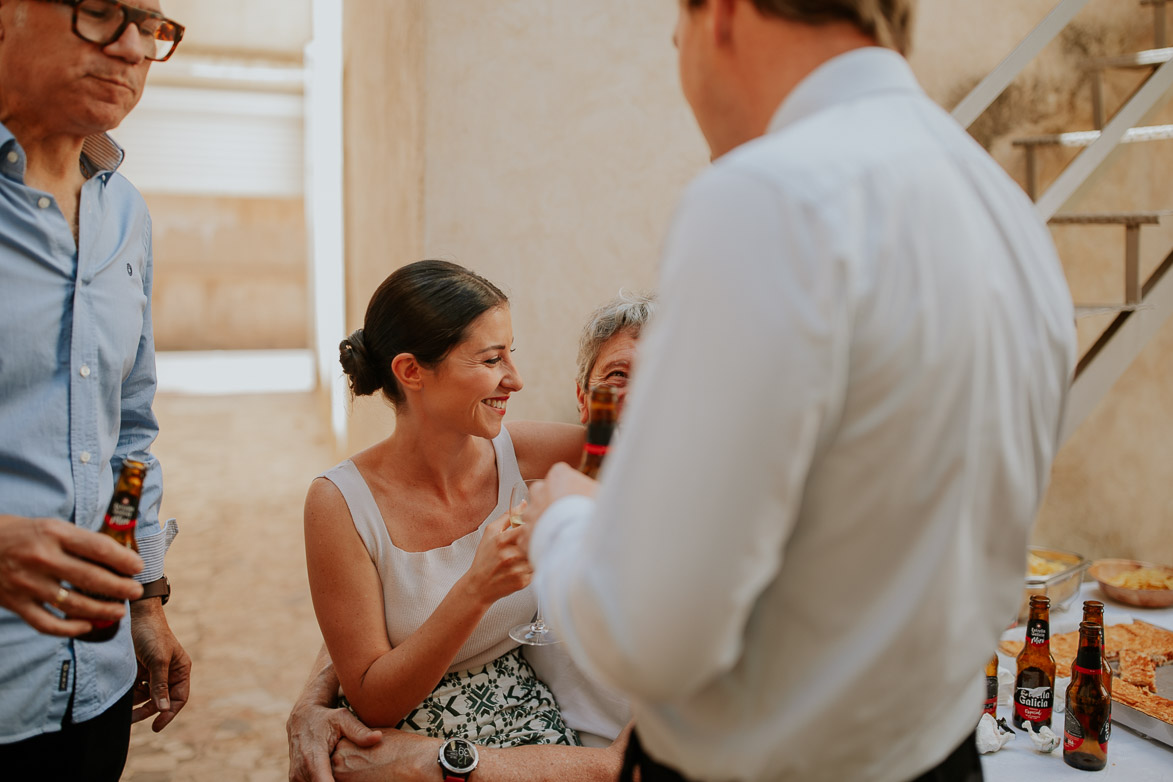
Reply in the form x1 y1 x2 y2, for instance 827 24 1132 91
122 393 329 778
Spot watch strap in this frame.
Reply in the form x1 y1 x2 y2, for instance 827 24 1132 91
135 575 170 605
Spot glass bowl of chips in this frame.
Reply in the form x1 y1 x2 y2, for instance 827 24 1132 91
1089 558 1173 608
1019 546 1089 623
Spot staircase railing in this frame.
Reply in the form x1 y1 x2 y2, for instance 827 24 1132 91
950 0 1173 443
951 0 1094 129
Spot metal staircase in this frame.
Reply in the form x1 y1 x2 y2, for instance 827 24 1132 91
951 0 1173 443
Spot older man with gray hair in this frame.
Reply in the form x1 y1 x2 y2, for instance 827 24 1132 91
0 0 190 779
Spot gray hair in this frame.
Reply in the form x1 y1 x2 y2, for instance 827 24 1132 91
575 290 657 391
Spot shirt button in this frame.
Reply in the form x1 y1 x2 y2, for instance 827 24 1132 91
79 365 91 378
6 151 17 163
37 196 51 209
80 451 92 464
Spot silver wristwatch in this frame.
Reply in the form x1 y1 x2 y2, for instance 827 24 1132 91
438 737 479 780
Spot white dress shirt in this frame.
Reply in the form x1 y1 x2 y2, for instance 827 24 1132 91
532 48 1076 782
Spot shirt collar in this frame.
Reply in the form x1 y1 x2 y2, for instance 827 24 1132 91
80 133 125 180
767 47 924 135
0 120 124 181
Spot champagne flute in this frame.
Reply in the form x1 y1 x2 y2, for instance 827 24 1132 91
507 479 559 646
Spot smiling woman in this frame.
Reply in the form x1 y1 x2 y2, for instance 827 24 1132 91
303 259 587 748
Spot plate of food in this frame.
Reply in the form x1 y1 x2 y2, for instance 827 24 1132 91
1089 558 1173 609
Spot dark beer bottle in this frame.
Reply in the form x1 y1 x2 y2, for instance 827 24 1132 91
1082 600 1113 697
578 385 618 479
77 459 148 643
1064 621 1111 771
983 653 999 718
1014 595 1057 729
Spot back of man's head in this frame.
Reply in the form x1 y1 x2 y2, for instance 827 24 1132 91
687 0 916 56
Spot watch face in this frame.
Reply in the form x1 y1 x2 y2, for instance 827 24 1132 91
440 739 478 773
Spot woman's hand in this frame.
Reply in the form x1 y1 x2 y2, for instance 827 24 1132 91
461 515 533 603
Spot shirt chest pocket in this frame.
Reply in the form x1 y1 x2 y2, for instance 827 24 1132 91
86 246 149 382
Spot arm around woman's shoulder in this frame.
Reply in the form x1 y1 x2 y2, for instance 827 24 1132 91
507 421 584 480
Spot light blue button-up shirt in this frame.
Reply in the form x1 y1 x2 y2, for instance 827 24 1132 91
0 121 168 742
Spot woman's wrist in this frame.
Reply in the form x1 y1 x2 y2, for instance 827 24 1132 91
452 573 495 615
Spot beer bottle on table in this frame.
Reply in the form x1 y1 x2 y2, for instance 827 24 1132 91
983 653 999 718
578 385 618 479
1014 594 1057 729
1082 600 1113 697
77 459 148 643
1064 621 1111 771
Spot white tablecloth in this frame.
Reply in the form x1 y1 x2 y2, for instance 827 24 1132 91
982 583 1173 780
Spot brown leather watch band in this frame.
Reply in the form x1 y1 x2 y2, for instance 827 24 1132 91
134 575 170 605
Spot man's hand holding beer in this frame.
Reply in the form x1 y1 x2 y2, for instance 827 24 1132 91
0 513 143 637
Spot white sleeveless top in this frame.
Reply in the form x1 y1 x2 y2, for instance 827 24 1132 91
322 427 630 742
321 429 532 673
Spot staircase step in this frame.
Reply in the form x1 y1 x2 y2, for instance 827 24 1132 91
1049 211 1171 225
1088 47 1173 70
1074 303 1152 318
1013 123 1173 147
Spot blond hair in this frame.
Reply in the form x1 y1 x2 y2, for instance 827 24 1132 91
687 0 916 56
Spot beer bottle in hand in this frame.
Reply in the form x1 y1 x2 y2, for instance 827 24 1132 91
983 653 999 718
1082 600 1113 697
578 385 618 479
77 459 148 643
1014 595 1057 729
1064 621 1111 771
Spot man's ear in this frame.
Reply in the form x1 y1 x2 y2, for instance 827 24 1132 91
713 0 738 44
575 384 589 425
391 353 424 392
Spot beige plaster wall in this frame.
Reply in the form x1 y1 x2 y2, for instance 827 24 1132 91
420 0 706 425
341 0 426 454
150 195 309 351
1035 312 1173 565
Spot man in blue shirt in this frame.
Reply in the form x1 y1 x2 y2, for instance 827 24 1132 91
0 1 190 778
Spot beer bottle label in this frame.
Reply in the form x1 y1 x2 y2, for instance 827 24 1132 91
105 499 137 532
1099 716 1111 751
983 675 998 716
1026 618 1049 646
1014 682 1053 724
1063 707 1083 751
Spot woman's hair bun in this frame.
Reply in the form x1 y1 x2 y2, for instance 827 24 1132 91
339 328 381 397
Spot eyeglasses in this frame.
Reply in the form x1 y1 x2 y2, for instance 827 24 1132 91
40 0 185 62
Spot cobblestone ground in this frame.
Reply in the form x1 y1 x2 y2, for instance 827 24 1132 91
122 392 336 782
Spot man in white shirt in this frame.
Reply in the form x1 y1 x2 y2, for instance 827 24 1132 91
521 2 1076 781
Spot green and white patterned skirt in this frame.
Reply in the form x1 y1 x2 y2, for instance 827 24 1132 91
346 647 581 748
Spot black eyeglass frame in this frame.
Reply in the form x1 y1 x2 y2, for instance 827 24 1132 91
40 0 185 62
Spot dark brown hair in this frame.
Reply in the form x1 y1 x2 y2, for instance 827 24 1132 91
339 260 508 405
686 0 915 56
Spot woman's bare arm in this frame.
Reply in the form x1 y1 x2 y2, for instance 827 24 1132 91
507 421 584 480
